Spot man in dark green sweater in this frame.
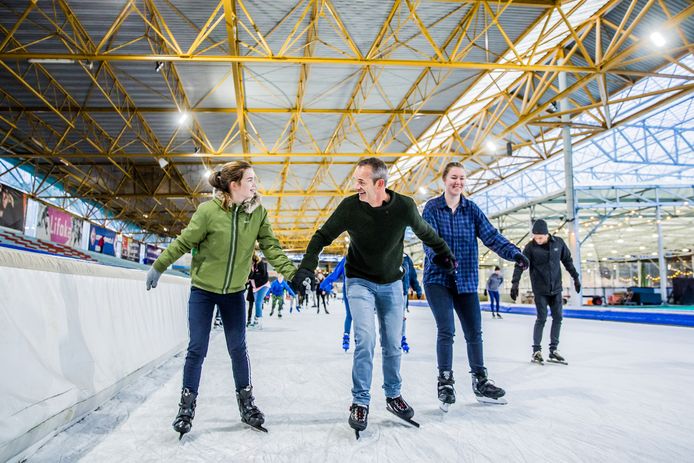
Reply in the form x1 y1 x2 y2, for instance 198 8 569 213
292 157 455 434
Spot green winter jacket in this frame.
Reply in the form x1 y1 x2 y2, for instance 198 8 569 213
153 194 297 294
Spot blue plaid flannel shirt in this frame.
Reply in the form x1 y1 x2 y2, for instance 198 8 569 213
422 194 521 293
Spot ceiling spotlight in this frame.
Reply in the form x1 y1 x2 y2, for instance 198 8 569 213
205 169 214 178
547 101 558 114
155 61 164 72
650 31 666 48
683 248 691 253
194 144 201 154
158 157 169 169
163 227 168 232
143 214 149 219
419 187 427 194
178 111 189 125
485 140 497 152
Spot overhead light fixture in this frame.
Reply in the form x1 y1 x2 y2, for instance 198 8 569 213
59 158 70 166
27 58 76 64
683 248 691 253
143 214 149 219
485 140 497 152
178 111 189 125
205 169 214 178
194 144 201 154
546 101 558 114
419 187 427 194
163 227 168 232
155 61 164 72
158 158 169 169
650 31 666 48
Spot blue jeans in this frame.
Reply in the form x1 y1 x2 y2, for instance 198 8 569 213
346 277 404 406
183 286 250 393
425 284 485 375
488 290 500 313
254 286 269 318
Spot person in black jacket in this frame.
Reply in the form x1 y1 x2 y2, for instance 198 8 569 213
510 219 580 364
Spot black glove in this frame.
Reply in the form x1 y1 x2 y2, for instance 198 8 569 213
510 285 519 301
433 253 457 275
416 292 422 300
514 253 530 270
290 268 315 296
574 279 581 293
483 289 488 297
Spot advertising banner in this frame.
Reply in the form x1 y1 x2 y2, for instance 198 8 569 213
144 244 162 265
0 183 26 232
88 225 116 256
36 203 83 247
121 236 141 263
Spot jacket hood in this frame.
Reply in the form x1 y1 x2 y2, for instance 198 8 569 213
214 190 262 213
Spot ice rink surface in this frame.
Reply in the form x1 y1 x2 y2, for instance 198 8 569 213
30 299 694 462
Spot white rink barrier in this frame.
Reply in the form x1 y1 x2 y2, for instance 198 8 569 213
0 248 189 463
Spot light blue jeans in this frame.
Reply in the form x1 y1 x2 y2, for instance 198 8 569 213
254 286 269 318
346 277 405 406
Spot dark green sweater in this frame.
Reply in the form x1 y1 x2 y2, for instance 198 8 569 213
300 190 452 284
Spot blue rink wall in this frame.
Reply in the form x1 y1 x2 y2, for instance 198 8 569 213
408 301 694 328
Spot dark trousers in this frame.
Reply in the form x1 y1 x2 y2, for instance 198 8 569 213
424 284 484 375
488 290 500 313
183 287 250 394
533 293 563 351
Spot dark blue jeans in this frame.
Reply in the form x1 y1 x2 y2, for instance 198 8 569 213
183 286 250 394
425 284 484 375
488 290 500 313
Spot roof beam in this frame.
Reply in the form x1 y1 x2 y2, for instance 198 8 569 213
5 151 460 159
0 52 599 73
222 0 249 152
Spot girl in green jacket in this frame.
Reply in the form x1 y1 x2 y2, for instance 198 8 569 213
146 160 298 437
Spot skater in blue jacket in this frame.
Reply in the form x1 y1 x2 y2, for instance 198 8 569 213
269 275 296 318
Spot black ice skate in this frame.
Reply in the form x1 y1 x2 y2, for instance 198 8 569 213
172 388 197 440
472 370 507 405
531 350 544 365
236 386 267 432
437 370 456 412
386 396 419 427
349 403 369 439
548 350 568 365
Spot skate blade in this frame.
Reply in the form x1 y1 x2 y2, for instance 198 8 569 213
531 359 544 365
355 429 360 440
247 423 268 433
547 359 568 365
386 408 420 428
476 396 508 405
178 432 186 441
439 402 450 413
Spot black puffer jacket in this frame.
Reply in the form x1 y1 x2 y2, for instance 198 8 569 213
511 235 579 296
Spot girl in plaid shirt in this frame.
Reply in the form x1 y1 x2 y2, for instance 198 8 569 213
422 162 529 411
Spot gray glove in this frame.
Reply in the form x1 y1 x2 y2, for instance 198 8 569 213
146 267 162 290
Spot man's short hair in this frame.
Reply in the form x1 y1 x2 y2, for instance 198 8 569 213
357 157 388 184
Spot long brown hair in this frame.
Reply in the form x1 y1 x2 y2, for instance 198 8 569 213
208 160 252 208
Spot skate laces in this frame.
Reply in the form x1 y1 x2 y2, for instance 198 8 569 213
351 404 367 421
389 396 409 412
